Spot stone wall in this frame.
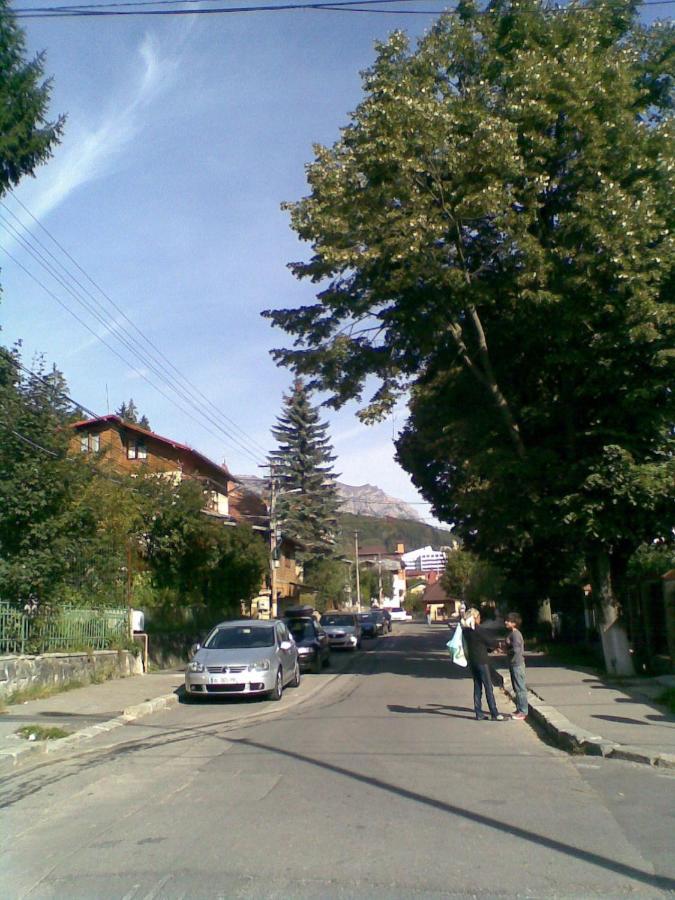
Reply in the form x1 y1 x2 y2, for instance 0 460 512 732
0 650 143 700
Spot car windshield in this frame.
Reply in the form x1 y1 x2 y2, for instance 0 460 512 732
287 620 314 642
204 626 275 649
358 613 374 622
391 608 403 614
321 614 354 626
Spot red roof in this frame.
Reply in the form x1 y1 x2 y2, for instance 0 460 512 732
71 415 238 484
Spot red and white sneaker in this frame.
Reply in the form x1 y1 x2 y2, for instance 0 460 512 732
511 712 527 720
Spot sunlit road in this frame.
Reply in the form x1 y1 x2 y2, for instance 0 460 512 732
2 624 674 898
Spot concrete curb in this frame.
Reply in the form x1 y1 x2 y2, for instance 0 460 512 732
501 674 675 770
0 691 180 777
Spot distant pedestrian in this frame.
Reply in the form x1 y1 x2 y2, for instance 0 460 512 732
461 608 505 721
425 604 431 625
505 612 528 720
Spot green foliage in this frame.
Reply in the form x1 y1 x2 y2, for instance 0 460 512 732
356 564 393 604
0 346 97 602
442 550 504 609
142 479 267 629
302 557 351 611
270 379 340 562
16 725 71 741
115 398 150 430
656 688 675 715
0 0 63 198
264 1 673 664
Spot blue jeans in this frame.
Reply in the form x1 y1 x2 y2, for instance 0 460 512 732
471 664 498 717
510 663 528 714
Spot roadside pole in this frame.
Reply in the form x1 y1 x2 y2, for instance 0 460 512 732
354 530 361 610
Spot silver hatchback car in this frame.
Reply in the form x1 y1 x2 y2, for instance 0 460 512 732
185 619 300 700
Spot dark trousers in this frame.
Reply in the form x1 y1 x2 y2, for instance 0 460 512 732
471 663 498 717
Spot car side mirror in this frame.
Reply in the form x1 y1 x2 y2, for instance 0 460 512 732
280 640 293 651
190 642 201 657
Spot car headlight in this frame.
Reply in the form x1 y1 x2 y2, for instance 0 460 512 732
249 660 270 672
187 660 205 673
348 635 358 644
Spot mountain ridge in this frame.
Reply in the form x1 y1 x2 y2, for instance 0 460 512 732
235 475 423 522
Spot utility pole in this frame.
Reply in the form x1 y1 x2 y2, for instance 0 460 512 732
354 530 361 610
268 468 278 620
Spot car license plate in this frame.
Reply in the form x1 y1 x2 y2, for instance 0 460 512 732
210 674 238 685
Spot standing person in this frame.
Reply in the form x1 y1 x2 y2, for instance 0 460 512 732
505 612 528 720
462 608 505 721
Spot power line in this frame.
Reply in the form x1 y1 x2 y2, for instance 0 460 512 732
0 240 266 466
0 201 269 466
5 194 271 461
0 205 267 466
5 0 672 17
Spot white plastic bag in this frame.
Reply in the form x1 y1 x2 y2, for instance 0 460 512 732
446 625 467 667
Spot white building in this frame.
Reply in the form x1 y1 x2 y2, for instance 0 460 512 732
401 545 448 573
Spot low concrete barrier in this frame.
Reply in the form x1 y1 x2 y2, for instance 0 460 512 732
0 649 143 700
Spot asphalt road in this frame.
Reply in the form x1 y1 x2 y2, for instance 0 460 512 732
2 624 674 899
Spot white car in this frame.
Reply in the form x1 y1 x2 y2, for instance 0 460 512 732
388 607 412 622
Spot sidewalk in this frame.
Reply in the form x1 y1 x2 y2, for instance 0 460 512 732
2 655 674 776
500 654 675 768
0 669 184 774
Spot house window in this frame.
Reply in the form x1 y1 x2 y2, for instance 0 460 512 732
127 439 147 460
80 432 100 453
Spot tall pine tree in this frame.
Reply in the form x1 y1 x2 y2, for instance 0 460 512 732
269 380 340 562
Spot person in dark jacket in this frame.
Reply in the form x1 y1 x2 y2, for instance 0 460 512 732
462 608 505 721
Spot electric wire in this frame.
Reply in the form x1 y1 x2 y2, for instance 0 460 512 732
0 240 265 466
5 194 271 461
0 205 268 466
0 217 267 467
5 0 673 18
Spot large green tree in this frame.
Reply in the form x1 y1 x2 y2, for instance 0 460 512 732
0 346 95 602
269 379 340 562
264 1 674 673
0 0 63 197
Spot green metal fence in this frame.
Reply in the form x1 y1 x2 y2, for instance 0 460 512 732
0 603 129 656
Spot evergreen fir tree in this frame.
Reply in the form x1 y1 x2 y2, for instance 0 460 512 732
115 398 150 430
269 379 340 562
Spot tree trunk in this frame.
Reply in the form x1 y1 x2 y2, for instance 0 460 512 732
587 548 635 676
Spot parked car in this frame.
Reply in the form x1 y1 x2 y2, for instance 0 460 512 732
357 612 379 639
370 608 390 634
286 616 331 673
185 620 299 701
320 611 362 650
389 607 413 622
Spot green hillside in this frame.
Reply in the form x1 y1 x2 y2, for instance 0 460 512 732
337 513 456 557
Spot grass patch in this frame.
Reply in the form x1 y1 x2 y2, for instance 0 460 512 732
16 725 72 741
533 640 605 671
655 687 675 715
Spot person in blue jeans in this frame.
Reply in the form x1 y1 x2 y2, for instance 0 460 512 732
461 608 505 721
505 612 528 720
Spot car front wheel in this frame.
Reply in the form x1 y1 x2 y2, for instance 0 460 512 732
291 661 301 687
270 668 283 701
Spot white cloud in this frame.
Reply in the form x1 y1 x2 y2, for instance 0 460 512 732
15 35 179 221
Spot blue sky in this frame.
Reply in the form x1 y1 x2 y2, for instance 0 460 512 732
2 2 669 524
0 1 451 521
